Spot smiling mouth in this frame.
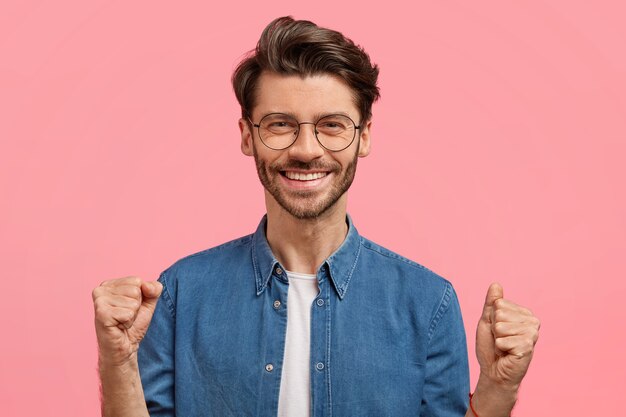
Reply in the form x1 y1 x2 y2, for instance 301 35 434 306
281 171 328 181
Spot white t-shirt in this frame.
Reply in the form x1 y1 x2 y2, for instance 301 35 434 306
277 270 319 417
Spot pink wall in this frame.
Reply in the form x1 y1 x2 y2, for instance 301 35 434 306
1 1 624 416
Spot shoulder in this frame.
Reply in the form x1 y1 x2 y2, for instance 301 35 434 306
159 234 254 287
355 236 462 336
174 234 253 268
358 236 451 288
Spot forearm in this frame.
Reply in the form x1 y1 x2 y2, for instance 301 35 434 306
99 354 150 417
464 376 518 417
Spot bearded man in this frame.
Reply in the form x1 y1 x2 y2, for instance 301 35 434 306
93 16 540 417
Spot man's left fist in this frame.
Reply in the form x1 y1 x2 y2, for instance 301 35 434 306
475 282 541 389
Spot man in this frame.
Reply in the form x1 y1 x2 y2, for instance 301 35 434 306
93 16 540 417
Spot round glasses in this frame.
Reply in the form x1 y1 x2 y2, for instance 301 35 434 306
249 113 361 152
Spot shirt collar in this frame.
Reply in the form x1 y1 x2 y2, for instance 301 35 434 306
251 214 362 300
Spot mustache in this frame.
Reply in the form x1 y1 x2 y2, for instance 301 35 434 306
271 160 340 172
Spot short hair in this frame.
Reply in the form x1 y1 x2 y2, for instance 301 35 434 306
232 16 380 123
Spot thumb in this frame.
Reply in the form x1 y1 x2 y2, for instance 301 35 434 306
130 281 163 336
482 282 503 320
476 282 505 365
140 281 163 311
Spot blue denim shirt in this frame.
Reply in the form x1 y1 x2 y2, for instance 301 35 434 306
138 215 469 416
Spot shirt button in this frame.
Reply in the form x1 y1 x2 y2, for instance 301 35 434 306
275 267 283 275
265 363 274 372
315 362 325 371
316 299 324 307
273 300 281 309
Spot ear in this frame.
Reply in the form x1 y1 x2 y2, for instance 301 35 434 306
239 118 254 156
357 119 372 157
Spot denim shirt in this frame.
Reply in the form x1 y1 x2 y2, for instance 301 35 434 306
138 215 470 417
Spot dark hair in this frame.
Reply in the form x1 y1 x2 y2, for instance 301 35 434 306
232 16 380 123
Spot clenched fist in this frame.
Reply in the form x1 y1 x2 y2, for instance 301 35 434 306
476 282 540 389
92 276 162 367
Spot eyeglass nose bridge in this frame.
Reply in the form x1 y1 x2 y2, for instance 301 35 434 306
293 121 319 138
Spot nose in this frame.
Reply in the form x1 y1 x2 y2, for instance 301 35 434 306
287 122 325 161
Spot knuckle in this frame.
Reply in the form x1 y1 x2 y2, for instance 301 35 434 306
127 276 142 286
494 310 506 322
523 324 540 340
130 286 142 298
532 329 540 342
92 287 102 300
493 322 506 334
125 311 137 326
94 303 109 321
117 309 132 322
93 297 105 310
494 337 506 349
524 339 534 352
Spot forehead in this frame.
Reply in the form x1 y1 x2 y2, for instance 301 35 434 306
253 71 359 119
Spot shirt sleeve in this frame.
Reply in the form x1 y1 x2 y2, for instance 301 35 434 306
420 282 470 416
137 270 176 417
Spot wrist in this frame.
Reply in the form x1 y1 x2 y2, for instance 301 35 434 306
98 351 139 372
470 376 519 417
98 353 149 417
476 373 520 394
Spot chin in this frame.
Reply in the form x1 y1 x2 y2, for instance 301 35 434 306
274 194 339 220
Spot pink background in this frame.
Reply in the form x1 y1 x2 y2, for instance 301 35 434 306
1 1 624 416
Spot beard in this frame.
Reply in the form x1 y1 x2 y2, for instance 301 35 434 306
252 144 359 220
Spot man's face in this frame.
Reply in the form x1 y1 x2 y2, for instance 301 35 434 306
239 72 371 220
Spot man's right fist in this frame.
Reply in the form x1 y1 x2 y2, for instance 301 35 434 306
92 276 162 367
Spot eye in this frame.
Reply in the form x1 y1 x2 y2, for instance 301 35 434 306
268 121 293 128
261 114 298 133
317 115 351 135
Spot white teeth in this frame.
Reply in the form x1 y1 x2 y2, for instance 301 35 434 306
285 171 327 181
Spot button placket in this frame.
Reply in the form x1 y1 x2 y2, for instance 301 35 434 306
310 272 330 415
256 265 289 414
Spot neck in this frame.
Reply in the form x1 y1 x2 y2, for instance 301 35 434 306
265 194 349 275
